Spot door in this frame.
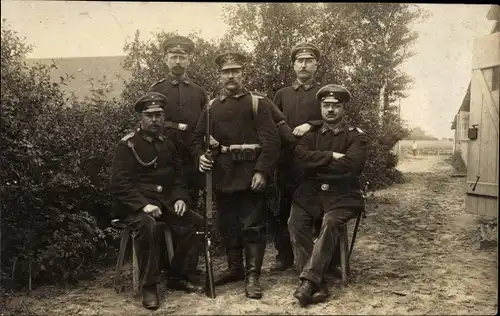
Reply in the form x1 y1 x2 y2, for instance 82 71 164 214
466 32 499 219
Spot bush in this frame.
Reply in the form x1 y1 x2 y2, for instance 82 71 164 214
1 21 133 290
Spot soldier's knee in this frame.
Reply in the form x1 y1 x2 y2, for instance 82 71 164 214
137 213 157 233
322 212 338 229
287 206 301 232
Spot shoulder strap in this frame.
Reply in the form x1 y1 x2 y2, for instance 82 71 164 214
148 78 166 90
121 132 135 142
251 95 259 118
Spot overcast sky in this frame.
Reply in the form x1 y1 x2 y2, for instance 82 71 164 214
1 1 495 138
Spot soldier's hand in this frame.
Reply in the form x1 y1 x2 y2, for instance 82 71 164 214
143 204 162 218
251 172 266 191
174 200 186 216
199 154 214 172
292 123 312 136
332 152 345 159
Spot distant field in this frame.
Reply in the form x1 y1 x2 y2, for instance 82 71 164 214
400 140 453 149
398 139 453 156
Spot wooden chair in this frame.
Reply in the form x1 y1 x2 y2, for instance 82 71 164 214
338 209 366 286
111 219 175 295
338 181 371 286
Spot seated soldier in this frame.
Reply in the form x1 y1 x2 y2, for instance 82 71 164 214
288 84 370 306
109 92 202 310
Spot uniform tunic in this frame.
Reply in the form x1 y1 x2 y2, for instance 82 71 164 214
147 75 209 207
110 129 188 217
293 121 370 217
109 128 200 286
273 79 323 129
191 90 281 193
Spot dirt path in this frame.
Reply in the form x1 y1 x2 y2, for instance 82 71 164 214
3 155 498 315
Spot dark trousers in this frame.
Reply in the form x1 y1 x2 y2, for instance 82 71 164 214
273 168 299 263
288 204 358 285
123 210 202 287
273 184 295 263
184 170 203 275
215 190 266 273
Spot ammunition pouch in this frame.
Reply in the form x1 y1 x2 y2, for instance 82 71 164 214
229 144 261 161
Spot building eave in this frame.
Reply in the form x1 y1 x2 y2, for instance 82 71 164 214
487 5 500 21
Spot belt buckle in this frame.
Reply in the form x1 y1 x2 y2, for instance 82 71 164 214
321 184 329 191
178 123 188 131
156 185 163 193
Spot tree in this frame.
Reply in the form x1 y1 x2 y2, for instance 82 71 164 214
223 3 428 188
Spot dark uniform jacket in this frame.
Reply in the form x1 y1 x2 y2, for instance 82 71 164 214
147 75 209 178
109 129 188 219
273 79 323 129
273 79 324 182
191 89 281 193
293 120 370 218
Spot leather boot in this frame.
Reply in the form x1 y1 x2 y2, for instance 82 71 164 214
270 258 294 272
244 242 265 299
311 280 329 303
214 249 245 286
294 279 318 306
142 284 159 310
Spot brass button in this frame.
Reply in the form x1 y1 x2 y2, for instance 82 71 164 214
157 185 163 192
321 184 329 191
178 123 187 131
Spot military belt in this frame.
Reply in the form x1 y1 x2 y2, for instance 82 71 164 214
164 121 188 131
139 183 165 193
217 143 262 161
314 180 361 193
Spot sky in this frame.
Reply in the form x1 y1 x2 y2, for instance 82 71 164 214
1 1 495 138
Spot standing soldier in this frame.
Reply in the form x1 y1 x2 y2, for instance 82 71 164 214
288 84 370 306
109 92 203 310
270 42 324 272
191 52 281 299
147 35 209 278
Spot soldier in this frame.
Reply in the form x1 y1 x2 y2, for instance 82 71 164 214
147 35 209 278
191 52 281 299
271 42 324 272
288 84 370 306
109 92 203 310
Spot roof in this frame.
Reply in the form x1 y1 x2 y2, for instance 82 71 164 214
487 5 500 21
25 56 132 101
451 82 471 129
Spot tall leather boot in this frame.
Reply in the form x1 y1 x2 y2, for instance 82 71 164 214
244 242 265 299
214 249 245 286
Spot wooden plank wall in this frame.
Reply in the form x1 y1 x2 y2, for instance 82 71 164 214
466 32 499 219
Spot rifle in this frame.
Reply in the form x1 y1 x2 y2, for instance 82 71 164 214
203 102 216 299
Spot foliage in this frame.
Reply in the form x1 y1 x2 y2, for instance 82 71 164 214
1 20 126 290
1 3 429 289
223 3 428 189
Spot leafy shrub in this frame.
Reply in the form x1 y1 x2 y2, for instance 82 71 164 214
1 21 131 290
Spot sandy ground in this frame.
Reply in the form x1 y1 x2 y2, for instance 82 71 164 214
2 155 498 315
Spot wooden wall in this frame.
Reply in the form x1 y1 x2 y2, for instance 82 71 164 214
466 32 499 219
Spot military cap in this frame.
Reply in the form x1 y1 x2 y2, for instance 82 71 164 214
316 84 351 104
290 42 321 61
163 35 195 55
134 92 168 113
215 52 247 71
